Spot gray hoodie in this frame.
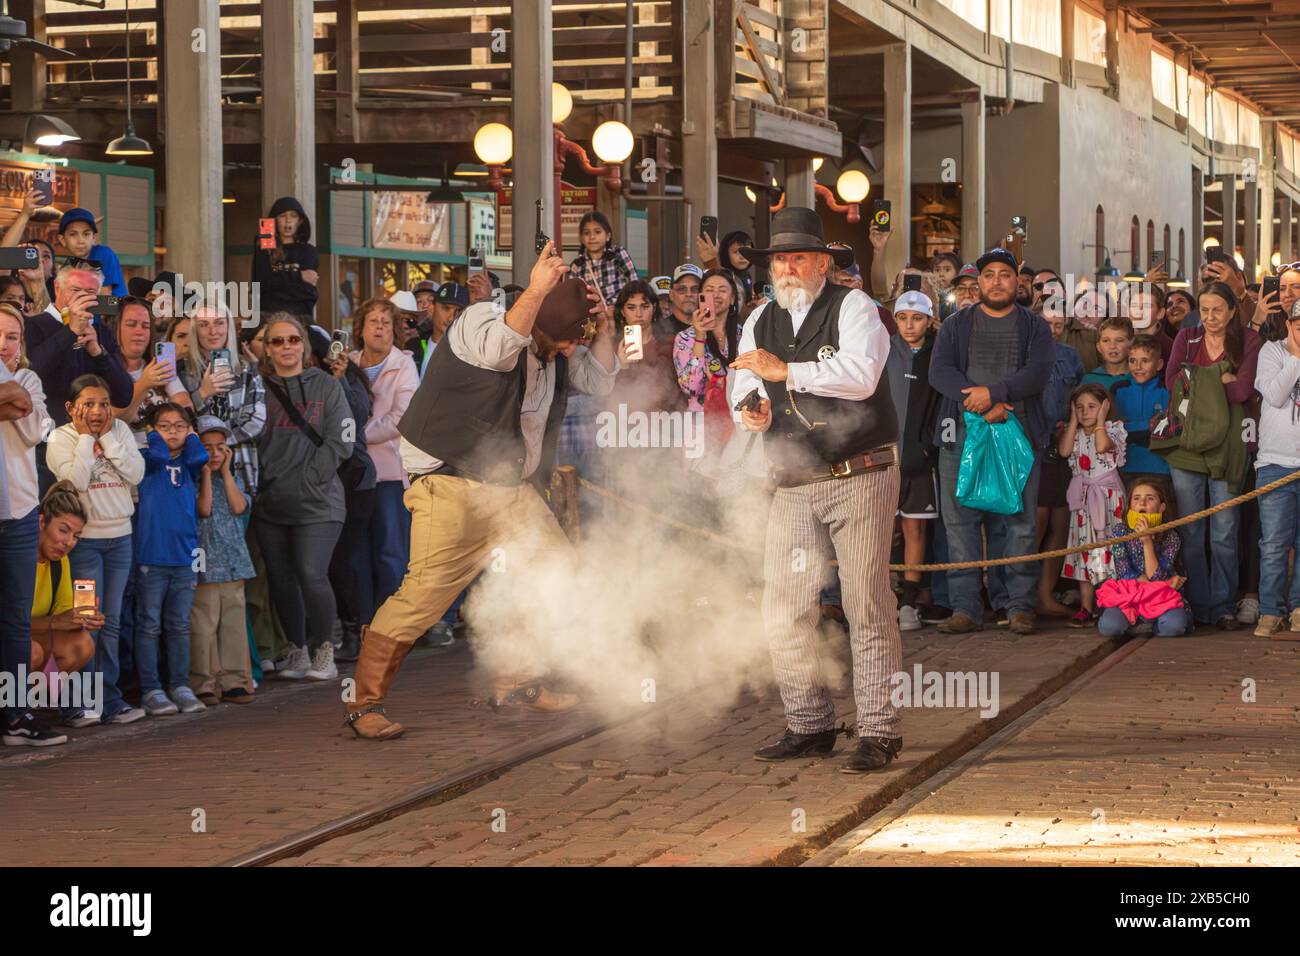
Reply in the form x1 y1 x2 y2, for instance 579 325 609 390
255 367 354 524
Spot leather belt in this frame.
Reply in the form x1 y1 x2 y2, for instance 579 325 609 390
773 444 899 488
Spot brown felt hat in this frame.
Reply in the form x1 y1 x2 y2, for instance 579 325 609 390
535 277 598 342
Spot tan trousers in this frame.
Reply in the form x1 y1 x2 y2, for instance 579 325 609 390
371 476 574 664
190 581 255 696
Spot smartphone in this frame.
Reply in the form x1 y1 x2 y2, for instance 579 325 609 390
623 323 644 362
93 294 120 317
1149 249 1165 270
32 167 55 207
1263 275 1280 310
872 199 892 232
1011 214 1028 237
534 198 551 255
1206 245 1228 264
761 282 775 300
328 329 349 361
699 216 719 247
73 579 97 618
258 218 276 237
902 273 923 293
210 347 233 385
468 248 485 271
155 341 177 368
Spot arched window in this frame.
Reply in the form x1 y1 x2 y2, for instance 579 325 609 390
1163 223 1171 266
1095 205 1105 270
1178 227 1186 277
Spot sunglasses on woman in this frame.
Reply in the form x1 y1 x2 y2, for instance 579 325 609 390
267 335 302 347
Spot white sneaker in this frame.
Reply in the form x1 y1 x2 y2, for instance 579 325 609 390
305 642 337 681
277 645 311 680
142 689 179 716
898 604 923 632
1237 597 1260 625
1290 608 1300 632
105 706 146 725
171 686 207 714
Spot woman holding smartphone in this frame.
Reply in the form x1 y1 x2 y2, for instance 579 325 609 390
673 269 741 412
180 300 266 496
46 374 146 725
113 296 192 442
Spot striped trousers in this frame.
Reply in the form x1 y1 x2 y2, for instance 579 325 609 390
761 465 902 737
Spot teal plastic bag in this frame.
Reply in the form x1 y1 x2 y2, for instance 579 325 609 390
955 411 1034 515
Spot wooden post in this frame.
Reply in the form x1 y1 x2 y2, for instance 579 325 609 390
961 91 986 261
883 43 912 279
511 0 554 272
1280 194 1293 262
261 0 317 215
1221 172 1237 259
10 1 47 113
682 0 718 250
335 0 360 141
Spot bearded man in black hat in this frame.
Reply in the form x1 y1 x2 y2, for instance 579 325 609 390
730 206 904 774
345 241 617 740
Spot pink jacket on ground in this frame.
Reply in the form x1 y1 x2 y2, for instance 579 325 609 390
1096 578 1185 625
349 347 419 485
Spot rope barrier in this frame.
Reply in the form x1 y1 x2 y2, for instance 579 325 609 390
577 467 1300 572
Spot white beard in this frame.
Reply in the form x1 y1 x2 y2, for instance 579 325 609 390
774 279 815 313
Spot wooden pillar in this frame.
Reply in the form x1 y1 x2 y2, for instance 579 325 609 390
1191 166 1204 277
1220 172 1237 259
511 0 554 270
163 0 224 283
1243 174 1259 280
261 0 317 216
883 43 912 279
961 91 985 262
1280 194 1293 261
1259 128 1276 277
10 1 47 113
1059 0 1075 87
785 158 815 210
681 0 718 252
471 13 493 91
335 0 359 140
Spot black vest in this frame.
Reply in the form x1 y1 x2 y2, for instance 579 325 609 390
754 282 898 472
398 338 569 487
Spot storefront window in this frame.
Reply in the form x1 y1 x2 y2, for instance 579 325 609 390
338 256 362 319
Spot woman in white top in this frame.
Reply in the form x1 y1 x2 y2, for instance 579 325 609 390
0 303 64 744
46 373 146 725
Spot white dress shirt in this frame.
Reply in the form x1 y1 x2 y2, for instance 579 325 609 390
730 282 892 427
400 300 617 479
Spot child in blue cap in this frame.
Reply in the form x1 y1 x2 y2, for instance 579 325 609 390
58 207 127 297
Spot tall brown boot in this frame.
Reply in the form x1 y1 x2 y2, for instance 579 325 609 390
345 628 414 739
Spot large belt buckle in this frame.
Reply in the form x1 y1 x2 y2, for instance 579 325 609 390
829 459 854 479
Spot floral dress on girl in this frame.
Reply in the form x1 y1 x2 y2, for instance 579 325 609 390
1063 419 1128 584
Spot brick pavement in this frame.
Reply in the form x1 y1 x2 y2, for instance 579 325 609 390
275 625 1111 867
1 623 1109 866
819 633 1300 866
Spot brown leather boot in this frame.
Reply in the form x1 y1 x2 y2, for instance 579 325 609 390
489 675 579 713
345 628 414 739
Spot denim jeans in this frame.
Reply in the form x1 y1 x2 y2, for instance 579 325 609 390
1256 463 1300 618
134 564 198 695
69 534 134 717
353 480 412 624
0 508 40 722
1097 605 1192 637
1169 467 1238 623
938 446 1043 620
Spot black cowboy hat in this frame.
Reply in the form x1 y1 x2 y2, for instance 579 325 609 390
740 207 855 269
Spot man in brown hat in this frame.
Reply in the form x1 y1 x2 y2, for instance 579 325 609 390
345 241 617 739
730 206 904 775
